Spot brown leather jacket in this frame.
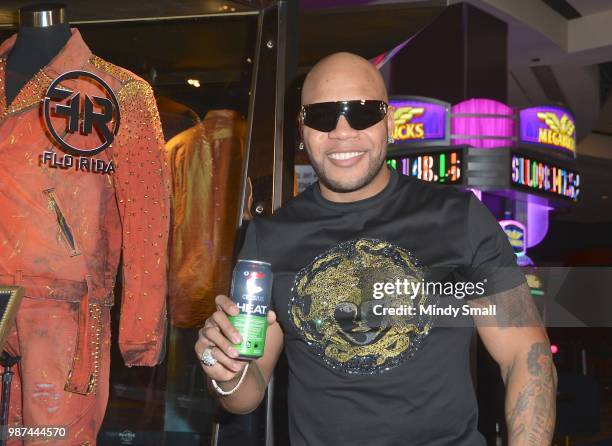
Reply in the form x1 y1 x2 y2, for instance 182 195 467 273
165 110 245 327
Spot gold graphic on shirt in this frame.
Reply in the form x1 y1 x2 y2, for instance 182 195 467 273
290 239 434 374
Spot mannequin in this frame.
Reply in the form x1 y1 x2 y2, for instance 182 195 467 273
5 3 71 105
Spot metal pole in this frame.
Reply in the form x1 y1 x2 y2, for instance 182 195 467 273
213 6 268 446
236 5 267 229
0 368 11 446
267 1 298 445
265 374 275 446
0 353 20 446
271 0 287 212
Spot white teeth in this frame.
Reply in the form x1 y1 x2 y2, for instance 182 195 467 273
328 151 364 160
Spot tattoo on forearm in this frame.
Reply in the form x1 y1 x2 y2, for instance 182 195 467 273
471 283 542 328
507 342 556 445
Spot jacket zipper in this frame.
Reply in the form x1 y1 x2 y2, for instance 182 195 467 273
43 188 80 257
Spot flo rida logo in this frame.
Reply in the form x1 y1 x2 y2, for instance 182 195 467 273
40 70 120 174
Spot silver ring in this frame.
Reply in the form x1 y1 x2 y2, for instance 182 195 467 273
200 347 217 367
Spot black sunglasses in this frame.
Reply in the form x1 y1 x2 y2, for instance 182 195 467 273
299 100 388 132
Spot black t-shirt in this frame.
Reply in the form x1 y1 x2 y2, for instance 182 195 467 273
239 168 524 446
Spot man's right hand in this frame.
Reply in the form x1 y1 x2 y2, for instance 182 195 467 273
195 294 277 384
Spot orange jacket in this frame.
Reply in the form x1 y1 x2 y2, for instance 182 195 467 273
0 29 170 369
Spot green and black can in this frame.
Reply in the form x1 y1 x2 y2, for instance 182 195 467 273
228 260 273 360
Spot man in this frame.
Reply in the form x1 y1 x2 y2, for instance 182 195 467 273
195 52 557 445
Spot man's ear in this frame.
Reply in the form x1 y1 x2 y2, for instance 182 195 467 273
296 113 304 138
297 119 305 142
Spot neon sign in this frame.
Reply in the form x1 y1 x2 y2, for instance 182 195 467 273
499 220 526 256
525 272 544 296
451 98 515 149
519 106 576 156
389 97 449 145
511 153 580 201
387 150 462 184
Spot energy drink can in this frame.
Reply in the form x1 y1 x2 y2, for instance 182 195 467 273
228 260 273 360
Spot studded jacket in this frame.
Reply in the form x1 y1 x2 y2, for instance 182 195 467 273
0 29 170 380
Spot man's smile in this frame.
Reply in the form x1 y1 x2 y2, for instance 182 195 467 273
326 150 366 167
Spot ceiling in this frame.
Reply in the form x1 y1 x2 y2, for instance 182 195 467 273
298 3 444 65
0 1 445 71
566 0 611 17
540 0 580 19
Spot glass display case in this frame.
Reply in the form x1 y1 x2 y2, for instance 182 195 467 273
0 1 296 444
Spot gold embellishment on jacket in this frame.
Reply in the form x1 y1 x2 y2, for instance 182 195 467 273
0 58 5 115
87 304 103 394
116 80 165 143
88 54 133 83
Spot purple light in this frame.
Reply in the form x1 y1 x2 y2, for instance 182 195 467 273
519 106 576 157
517 253 535 267
389 99 448 143
451 99 515 148
526 200 552 248
467 188 482 201
371 35 415 69
499 219 527 256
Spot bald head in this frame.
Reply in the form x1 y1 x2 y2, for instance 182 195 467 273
302 52 388 105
